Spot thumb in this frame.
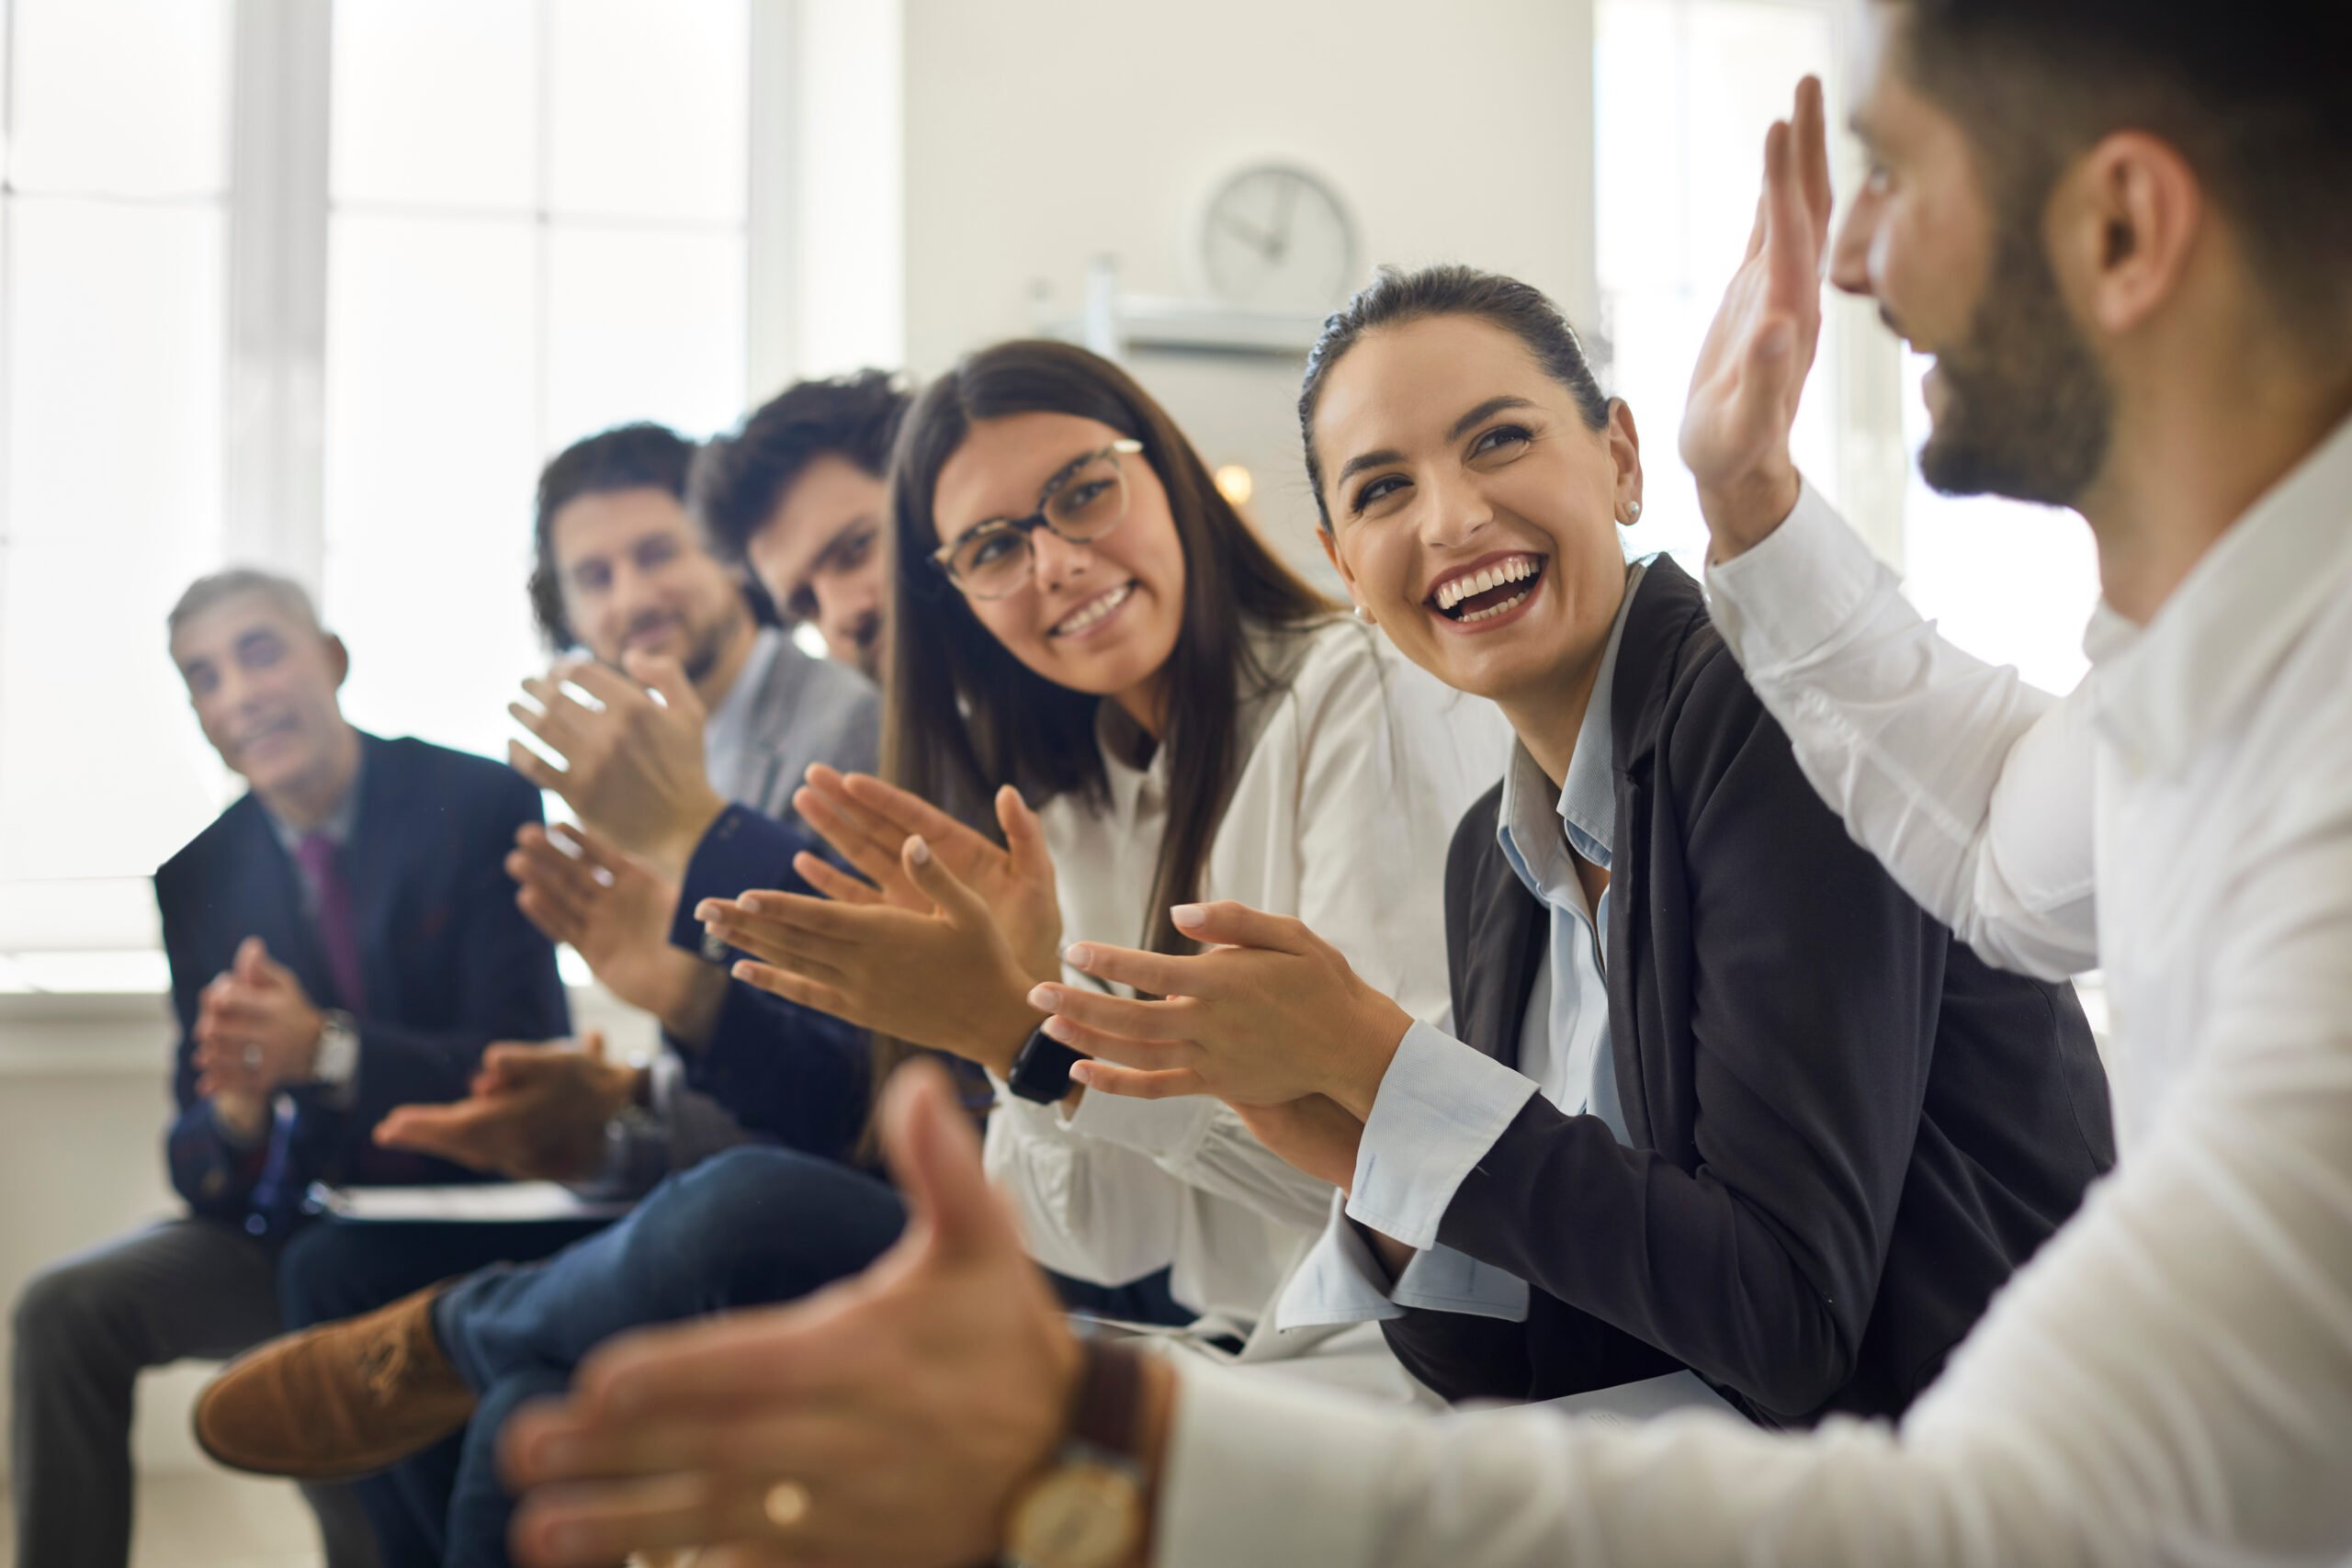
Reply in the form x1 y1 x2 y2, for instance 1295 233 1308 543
580 1028 607 1063
1168 899 1312 954
878 1060 1022 1265
903 836 988 927
625 651 702 723
996 785 1053 885
234 936 271 986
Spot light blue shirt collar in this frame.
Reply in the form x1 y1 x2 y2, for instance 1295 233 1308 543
1495 559 1646 904
265 735 364 857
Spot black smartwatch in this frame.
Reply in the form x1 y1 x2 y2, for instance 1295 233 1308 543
1006 1024 1084 1103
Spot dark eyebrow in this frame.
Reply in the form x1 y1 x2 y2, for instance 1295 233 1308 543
951 448 1102 541
1334 447 1405 491
1448 396 1537 442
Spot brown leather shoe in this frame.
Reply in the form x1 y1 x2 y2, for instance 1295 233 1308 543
194 1281 475 1480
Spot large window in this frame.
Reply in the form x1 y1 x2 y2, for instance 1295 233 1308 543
0 0 767 990
1596 0 2098 693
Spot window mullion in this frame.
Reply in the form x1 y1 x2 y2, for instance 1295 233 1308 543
222 0 331 589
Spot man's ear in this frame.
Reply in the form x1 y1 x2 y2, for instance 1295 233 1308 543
323 633 352 691
1606 399 1645 529
2057 130 2204 340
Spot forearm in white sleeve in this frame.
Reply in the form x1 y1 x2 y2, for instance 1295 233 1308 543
1158 802 2352 1568
1703 484 2098 980
983 1090 1188 1288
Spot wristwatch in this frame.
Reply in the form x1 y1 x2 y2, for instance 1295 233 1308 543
1004 1339 1148 1568
311 1009 362 1102
1006 1022 1085 1103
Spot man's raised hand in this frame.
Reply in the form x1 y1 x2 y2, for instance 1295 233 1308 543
1679 74 1834 558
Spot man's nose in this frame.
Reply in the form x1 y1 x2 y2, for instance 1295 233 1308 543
1828 194 1876 298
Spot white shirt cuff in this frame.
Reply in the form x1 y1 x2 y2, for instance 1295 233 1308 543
1702 480 1891 673
1279 1190 1531 1330
1059 1077 1220 1163
1346 1020 1537 1251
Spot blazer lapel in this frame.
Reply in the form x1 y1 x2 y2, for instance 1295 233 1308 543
1605 558 1710 1153
334 732 401 1018
222 799 337 1009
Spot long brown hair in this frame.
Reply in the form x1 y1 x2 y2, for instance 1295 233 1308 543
873 341 1332 1086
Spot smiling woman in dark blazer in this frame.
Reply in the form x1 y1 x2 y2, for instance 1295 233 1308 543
1033 264 2117 1427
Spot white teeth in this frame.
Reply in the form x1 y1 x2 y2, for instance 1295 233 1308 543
1433 555 1540 612
1456 588 1531 624
1054 581 1135 636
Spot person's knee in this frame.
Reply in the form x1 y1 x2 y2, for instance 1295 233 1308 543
656 1147 906 1290
13 1257 112 1364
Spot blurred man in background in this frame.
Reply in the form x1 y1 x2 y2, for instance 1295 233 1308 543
9 570 564 1568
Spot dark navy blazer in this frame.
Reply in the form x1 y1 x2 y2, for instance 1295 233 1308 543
158 731 568 1235
1382 560 2118 1425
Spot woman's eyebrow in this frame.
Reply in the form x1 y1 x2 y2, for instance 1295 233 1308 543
953 448 1102 536
1446 395 1537 442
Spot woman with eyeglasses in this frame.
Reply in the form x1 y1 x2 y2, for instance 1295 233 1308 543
700 336 1503 1388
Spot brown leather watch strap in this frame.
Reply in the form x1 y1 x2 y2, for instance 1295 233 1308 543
1069 1338 1147 1458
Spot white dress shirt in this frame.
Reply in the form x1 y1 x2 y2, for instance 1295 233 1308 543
1155 414 2352 1568
1278 563 1645 1331
984 616 1507 1371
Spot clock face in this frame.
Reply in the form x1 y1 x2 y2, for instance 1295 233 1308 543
1200 164 1358 312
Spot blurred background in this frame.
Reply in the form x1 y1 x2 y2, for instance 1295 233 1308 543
0 1 2099 1560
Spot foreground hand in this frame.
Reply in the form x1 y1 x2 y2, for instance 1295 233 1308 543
508 823 725 1044
373 1033 639 1182
193 937 325 1101
793 767 1064 985
1678 73 1832 558
1032 901 1414 1120
502 1061 1085 1568
508 653 729 878
700 838 1040 1073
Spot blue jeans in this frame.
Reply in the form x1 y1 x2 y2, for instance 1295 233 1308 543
430 1147 910 1568
276 1213 616 1567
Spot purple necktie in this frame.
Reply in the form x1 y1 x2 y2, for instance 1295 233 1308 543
295 832 367 1015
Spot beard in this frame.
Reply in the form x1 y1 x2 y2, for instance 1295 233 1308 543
1916 216 2114 508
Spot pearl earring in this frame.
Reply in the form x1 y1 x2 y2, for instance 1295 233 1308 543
1626 499 1643 521
1353 603 1374 623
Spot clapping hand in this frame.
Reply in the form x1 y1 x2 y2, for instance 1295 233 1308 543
507 822 726 1045
1679 73 1834 558
193 937 327 1137
374 1032 640 1182
507 652 729 879
791 767 1064 986
1029 900 1415 1122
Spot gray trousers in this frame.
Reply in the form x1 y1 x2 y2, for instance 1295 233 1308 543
9 1217 379 1568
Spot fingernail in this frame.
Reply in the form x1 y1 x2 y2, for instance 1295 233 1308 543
1042 1017 1074 1043
1068 1061 1094 1085
695 900 719 921
1064 944 1093 969
1027 983 1058 1010
909 836 932 865
1170 904 1206 927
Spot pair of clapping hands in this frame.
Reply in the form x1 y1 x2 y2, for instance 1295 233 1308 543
372 650 724 1181
699 764 1413 1181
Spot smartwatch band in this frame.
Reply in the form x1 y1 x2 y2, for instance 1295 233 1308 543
1007 1024 1084 1103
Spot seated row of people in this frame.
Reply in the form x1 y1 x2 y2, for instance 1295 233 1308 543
187 288 2113 1567
26 1 2348 1559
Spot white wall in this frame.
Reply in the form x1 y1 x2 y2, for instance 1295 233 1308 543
900 0 1597 579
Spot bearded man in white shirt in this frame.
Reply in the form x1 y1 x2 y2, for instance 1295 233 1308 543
487 3 2352 1565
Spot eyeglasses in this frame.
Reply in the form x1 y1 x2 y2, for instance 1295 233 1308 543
929 438 1145 601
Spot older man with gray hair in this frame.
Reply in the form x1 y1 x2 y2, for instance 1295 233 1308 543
8 569 567 1568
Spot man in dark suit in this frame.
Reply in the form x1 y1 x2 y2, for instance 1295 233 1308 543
6 569 566 1568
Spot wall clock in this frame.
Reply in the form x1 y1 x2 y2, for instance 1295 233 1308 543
1199 162 1359 313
